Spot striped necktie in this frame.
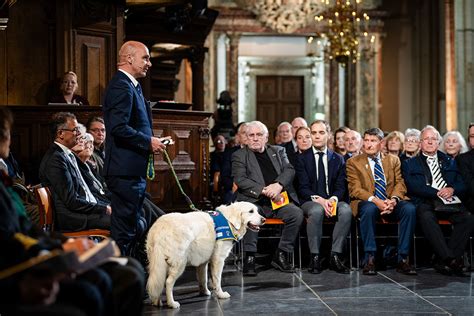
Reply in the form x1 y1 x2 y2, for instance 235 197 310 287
426 156 447 190
372 157 387 200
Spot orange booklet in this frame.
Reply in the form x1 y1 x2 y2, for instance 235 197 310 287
271 191 289 210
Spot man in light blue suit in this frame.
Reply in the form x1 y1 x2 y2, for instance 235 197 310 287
103 41 169 256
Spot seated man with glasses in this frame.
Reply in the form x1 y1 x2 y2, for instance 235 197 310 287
39 112 112 231
232 120 304 276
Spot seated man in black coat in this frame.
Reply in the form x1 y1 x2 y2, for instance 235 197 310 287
456 123 474 211
402 125 474 276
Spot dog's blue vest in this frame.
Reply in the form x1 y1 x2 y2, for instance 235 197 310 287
207 210 237 241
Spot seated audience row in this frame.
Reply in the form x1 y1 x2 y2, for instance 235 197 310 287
230 119 474 278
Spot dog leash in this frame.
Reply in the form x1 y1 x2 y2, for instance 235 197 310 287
161 148 201 212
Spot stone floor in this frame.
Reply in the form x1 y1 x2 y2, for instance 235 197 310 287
143 263 474 315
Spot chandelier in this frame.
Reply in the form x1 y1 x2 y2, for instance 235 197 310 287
312 0 375 65
247 0 325 34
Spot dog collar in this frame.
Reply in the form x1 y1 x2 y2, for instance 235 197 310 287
207 210 239 241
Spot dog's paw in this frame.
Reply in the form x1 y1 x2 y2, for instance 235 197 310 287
216 291 231 299
150 298 162 307
168 301 180 309
200 288 211 296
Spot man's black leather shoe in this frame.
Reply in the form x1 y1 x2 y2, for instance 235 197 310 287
449 259 468 277
329 254 350 274
271 249 295 273
396 259 417 275
243 255 257 276
362 255 377 275
308 254 322 274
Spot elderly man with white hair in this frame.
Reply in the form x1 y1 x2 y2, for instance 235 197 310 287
402 125 474 276
232 120 304 276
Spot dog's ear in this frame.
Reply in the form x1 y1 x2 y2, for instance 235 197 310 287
221 204 242 230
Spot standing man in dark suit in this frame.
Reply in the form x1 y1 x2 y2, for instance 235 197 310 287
346 127 417 275
232 121 304 275
39 112 112 231
456 123 474 210
402 125 474 275
103 41 170 256
295 120 352 274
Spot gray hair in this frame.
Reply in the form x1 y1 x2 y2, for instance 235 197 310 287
420 125 442 144
247 120 269 137
77 123 87 136
439 131 469 154
83 132 94 143
277 121 291 131
404 128 421 140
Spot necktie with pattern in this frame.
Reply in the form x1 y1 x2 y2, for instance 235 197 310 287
426 156 447 189
372 157 387 200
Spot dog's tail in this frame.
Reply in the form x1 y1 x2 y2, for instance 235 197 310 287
146 234 167 306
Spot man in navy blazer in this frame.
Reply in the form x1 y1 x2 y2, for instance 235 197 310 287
295 120 352 274
402 125 474 276
103 41 169 256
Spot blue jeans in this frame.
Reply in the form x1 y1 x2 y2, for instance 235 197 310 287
358 200 416 261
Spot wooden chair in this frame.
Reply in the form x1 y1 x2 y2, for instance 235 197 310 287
34 186 110 239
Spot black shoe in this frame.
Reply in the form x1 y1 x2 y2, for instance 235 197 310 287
308 254 322 274
243 255 257 276
329 254 350 274
396 259 417 275
448 258 468 277
362 255 377 276
271 249 295 273
434 261 452 276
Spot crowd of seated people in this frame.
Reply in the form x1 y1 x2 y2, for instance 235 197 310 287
0 107 144 316
210 115 474 278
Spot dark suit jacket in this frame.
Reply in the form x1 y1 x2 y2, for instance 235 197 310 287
346 153 407 216
456 149 474 209
281 141 297 167
402 151 466 206
102 71 153 177
220 146 240 191
39 144 109 231
232 145 299 205
295 148 348 204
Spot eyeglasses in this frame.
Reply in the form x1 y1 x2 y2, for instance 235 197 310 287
89 128 105 133
405 138 420 143
60 127 80 133
216 140 224 144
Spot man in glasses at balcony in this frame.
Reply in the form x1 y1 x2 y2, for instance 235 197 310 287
39 112 112 231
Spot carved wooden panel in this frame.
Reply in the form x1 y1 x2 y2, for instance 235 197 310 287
6 105 211 213
74 34 107 105
256 75 304 135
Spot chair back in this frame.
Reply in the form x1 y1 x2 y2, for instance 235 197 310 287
34 186 54 231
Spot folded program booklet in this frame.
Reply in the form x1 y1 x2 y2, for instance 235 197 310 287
76 239 121 273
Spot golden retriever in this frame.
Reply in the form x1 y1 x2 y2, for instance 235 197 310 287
146 201 265 309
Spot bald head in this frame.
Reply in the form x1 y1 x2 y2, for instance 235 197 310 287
117 41 152 79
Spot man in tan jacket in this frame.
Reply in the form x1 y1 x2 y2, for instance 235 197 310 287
346 127 416 276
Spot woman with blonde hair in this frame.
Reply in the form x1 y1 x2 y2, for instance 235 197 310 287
386 130 405 157
50 71 90 105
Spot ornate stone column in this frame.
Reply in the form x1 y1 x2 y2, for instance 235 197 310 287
355 34 380 133
455 0 474 134
226 32 241 124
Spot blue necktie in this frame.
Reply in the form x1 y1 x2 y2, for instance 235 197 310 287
316 152 328 198
372 157 387 200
